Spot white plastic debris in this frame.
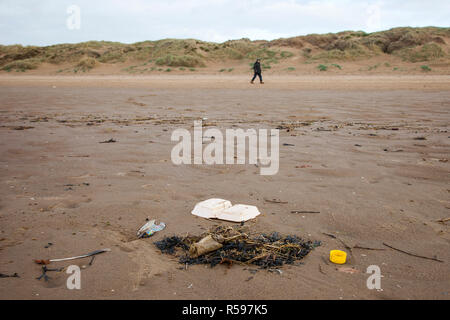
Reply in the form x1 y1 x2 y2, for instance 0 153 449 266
191 199 261 222
137 220 166 238
191 198 232 219
219 204 261 222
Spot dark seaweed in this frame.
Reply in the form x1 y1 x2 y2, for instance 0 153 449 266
154 236 189 254
154 227 320 270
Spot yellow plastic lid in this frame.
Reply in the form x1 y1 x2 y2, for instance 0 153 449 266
330 250 347 264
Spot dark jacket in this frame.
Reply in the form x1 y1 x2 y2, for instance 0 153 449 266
253 61 261 73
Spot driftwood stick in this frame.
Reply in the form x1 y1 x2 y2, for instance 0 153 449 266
264 198 288 204
383 242 443 263
291 210 320 214
353 245 386 251
322 232 336 239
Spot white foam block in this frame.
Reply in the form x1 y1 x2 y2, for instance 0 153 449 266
217 204 261 222
191 198 232 219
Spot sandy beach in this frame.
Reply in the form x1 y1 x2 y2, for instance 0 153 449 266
0 75 449 300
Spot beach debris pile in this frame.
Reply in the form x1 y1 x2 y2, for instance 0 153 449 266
154 226 320 269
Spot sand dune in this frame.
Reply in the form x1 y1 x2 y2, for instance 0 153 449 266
1 27 449 75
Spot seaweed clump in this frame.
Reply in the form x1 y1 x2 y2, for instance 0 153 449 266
154 226 320 269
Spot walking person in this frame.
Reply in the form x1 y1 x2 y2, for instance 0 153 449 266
250 59 264 84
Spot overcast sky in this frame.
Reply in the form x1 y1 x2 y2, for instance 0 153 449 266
0 0 449 46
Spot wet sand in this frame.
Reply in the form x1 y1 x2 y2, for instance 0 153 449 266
0 75 449 299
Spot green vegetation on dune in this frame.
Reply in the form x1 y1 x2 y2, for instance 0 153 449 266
395 43 445 62
317 64 328 71
331 64 342 69
315 63 342 72
311 47 370 61
302 27 449 63
2 58 39 72
281 51 294 58
361 27 449 54
98 50 126 63
421 65 432 72
155 54 204 67
76 57 96 71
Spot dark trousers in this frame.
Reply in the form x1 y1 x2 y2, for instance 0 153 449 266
251 72 262 82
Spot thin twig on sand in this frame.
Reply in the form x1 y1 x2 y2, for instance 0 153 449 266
353 245 386 251
291 210 320 214
322 232 336 239
264 198 288 204
383 242 444 263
